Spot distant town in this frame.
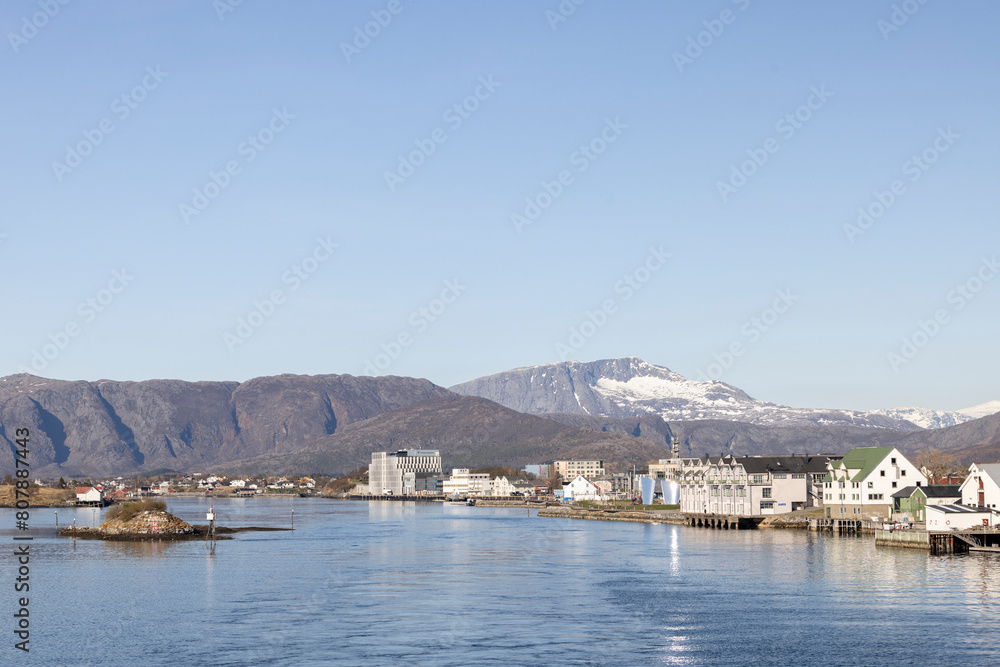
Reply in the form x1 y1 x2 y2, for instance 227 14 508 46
13 441 996 540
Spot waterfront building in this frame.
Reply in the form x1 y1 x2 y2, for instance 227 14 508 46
891 485 961 522
553 459 605 480
492 476 516 497
678 455 831 516
369 450 442 495
926 504 999 530
75 486 104 503
564 475 602 501
959 463 1000 509
824 447 927 520
442 468 492 496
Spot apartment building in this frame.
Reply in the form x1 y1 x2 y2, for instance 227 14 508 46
369 450 442 495
553 459 605 480
678 455 831 516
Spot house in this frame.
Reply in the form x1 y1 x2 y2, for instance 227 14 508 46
370 450 443 495
891 485 961 522
75 486 104 504
492 476 516 497
678 455 832 516
230 479 247 488
823 447 927 520
926 504 999 530
564 475 602 502
511 480 535 496
959 463 1000 510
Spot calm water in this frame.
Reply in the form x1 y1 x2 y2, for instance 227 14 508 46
4 498 1000 666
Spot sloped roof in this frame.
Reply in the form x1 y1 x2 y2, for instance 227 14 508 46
736 456 831 475
841 447 893 482
891 485 960 500
974 463 1000 486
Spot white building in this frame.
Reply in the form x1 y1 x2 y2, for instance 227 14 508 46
75 486 103 503
679 455 831 516
443 468 492 497
824 447 927 520
369 450 442 495
926 504 999 530
564 476 602 502
959 463 1000 510
492 476 516 497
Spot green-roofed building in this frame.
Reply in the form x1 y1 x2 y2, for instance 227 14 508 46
822 447 928 520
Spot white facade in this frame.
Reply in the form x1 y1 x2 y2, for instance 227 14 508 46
679 455 830 516
564 476 601 501
926 504 999 530
824 447 927 520
370 450 442 495
492 476 515 497
959 463 1000 510
75 487 103 503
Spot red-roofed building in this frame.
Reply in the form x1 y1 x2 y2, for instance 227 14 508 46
76 486 104 503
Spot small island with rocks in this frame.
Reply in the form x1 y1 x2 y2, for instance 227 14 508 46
57 499 289 541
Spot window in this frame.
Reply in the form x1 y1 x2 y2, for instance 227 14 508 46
891 458 897 465
774 474 787 479
761 502 774 509
880 471 886 477
792 474 805 479
891 482 897 488
901 470 906 477
868 482 874 489
762 488 772 498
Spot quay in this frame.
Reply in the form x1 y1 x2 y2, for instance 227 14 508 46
874 528 1000 554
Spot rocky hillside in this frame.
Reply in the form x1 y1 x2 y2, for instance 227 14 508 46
217 395 672 476
0 373 451 476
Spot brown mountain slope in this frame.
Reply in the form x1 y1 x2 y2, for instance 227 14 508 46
218 395 672 476
0 373 451 476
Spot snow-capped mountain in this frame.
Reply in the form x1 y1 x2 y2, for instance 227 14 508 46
450 357 981 431
957 400 1000 420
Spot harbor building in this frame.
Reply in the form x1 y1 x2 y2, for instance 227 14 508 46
823 447 927 520
891 485 961 522
369 450 442 495
678 455 831 516
553 459 605 480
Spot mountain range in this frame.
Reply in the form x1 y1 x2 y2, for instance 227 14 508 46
450 357 982 430
1 358 997 477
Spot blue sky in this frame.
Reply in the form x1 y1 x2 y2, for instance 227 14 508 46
2 0 998 412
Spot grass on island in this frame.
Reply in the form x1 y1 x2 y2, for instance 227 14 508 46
105 498 166 523
575 500 680 511
0 485 73 507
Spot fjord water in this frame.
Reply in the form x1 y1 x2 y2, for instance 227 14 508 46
9 498 1000 666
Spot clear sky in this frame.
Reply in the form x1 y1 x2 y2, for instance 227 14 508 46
2 0 998 412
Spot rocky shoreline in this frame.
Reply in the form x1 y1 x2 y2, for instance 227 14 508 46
56 508 292 541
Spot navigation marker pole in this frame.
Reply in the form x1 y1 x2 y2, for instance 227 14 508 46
206 505 216 548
